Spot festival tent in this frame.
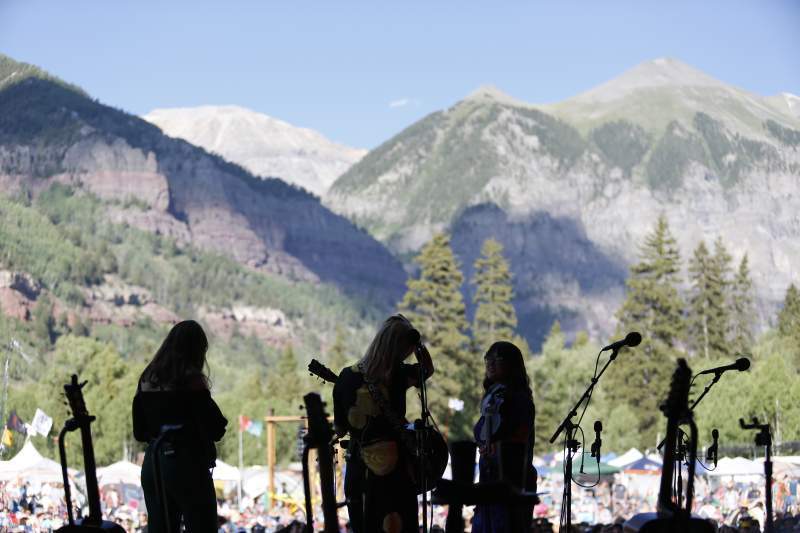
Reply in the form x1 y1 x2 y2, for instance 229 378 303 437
0 439 76 482
94 460 141 486
623 456 662 475
706 457 763 478
554 453 621 477
608 448 644 468
212 459 242 483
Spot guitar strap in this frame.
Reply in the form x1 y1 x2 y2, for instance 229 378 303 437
357 363 418 456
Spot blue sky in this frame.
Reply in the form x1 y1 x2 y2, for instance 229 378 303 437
1 1 798 148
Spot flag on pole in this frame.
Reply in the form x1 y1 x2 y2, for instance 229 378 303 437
238 415 263 437
1 427 12 447
246 420 263 437
239 415 251 432
29 408 53 437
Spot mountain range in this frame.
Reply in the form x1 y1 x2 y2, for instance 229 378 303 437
143 105 366 197
2 53 799 350
0 53 405 328
324 58 800 345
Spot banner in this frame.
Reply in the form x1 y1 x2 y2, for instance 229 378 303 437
29 408 53 437
6 410 26 434
1 427 12 447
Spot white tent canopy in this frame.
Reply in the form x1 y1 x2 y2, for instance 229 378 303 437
608 448 644 468
212 459 241 483
707 457 764 477
94 460 141 486
0 439 77 483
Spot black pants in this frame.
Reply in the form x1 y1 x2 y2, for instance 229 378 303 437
344 453 418 533
141 442 218 533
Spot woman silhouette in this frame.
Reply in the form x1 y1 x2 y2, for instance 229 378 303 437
472 341 536 533
133 320 227 533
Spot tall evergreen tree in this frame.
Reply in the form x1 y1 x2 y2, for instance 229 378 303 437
328 325 349 372
710 237 733 356
687 241 713 358
471 239 529 355
778 284 800 342
399 233 474 438
604 215 684 447
687 238 731 359
730 254 755 354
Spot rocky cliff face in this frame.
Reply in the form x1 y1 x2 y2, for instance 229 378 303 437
0 72 405 309
143 105 366 197
326 58 800 346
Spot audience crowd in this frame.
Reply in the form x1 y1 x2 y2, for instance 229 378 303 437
1 473 799 532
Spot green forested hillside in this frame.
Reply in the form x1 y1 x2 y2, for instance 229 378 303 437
0 185 375 466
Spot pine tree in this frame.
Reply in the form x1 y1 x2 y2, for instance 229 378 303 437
399 233 474 439
730 254 755 354
710 237 733 357
687 241 713 358
472 239 528 355
328 325 349 373
686 239 731 359
778 284 800 342
605 215 684 447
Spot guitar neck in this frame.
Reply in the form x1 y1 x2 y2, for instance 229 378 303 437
79 417 103 524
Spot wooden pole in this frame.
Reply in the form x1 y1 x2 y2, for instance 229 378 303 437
267 409 276 510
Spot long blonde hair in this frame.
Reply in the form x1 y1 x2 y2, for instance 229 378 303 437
359 314 418 384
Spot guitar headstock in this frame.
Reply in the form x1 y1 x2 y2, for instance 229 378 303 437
64 374 90 419
303 392 333 448
661 358 692 420
308 359 338 384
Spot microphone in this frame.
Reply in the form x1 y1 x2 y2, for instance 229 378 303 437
696 357 751 376
706 429 719 468
590 420 603 462
601 332 642 352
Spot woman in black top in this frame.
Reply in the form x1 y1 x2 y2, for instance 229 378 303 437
332 314 434 533
472 341 536 533
132 320 227 533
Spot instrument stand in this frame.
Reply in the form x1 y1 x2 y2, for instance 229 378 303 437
740 418 774 533
562 419 580 531
549 345 622 532
417 359 431 533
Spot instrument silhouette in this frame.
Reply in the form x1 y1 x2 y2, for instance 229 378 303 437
56 374 125 533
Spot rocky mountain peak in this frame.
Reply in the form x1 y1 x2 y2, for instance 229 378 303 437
143 105 366 197
570 57 727 103
464 85 526 107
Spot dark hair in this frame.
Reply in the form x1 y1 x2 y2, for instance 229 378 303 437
141 320 210 389
482 341 532 399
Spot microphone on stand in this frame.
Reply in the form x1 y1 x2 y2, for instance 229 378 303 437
706 429 719 468
590 421 603 464
600 332 642 352
696 357 750 376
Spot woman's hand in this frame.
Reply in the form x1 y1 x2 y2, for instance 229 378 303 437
478 442 496 456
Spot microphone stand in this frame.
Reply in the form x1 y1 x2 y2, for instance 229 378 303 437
416 347 431 533
740 418 774 533
549 345 622 531
657 370 722 452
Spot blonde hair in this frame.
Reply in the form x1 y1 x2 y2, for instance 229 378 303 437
359 314 418 384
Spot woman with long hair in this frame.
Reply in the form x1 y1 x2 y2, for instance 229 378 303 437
472 340 536 533
332 314 434 533
132 320 227 533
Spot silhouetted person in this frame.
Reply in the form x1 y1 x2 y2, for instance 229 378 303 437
133 320 227 533
472 341 536 533
332 314 434 533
